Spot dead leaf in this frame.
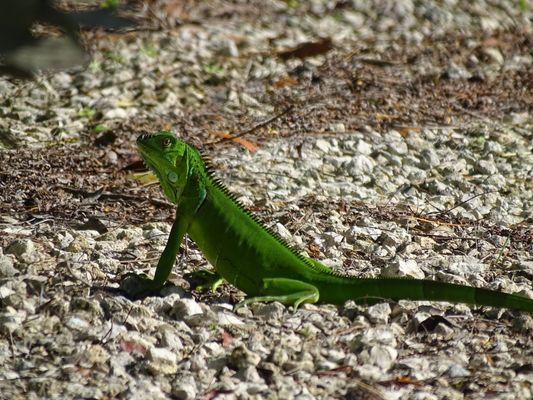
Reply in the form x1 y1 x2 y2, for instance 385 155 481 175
481 37 501 48
119 339 148 355
221 330 233 347
211 131 258 153
278 37 333 60
307 243 322 258
316 365 353 376
374 112 393 121
203 389 233 400
379 376 423 387
273 75 298 88
396 126 421 137
129 171 158 185
77 367 92 378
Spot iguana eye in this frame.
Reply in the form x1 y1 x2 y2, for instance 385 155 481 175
162 138 172 147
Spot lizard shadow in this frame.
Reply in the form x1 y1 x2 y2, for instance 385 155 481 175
90 282 187 300
91 276 239 305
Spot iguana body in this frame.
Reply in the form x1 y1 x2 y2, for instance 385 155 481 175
121 132 533 312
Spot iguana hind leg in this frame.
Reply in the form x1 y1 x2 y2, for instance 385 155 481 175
235 278 319 310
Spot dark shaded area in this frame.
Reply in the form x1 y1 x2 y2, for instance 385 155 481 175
0 0 136 77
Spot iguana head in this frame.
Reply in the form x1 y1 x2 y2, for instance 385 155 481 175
137 131 188 203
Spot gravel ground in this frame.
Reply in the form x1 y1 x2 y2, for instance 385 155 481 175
0 1 532 399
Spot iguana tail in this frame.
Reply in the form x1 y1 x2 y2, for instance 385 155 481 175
318 277 533 312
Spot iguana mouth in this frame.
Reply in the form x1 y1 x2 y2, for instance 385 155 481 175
137 139 161 176
137 147 158 174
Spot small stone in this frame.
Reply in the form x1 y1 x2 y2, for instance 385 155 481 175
147 347 178 375
347 155 375 176
0 255 17 277
414 236 437 248
56 231 75 249
160 327 184 350
423 179 449 195
382 259 425 279
170 298 203 319
240 93 261 108
0 307 25 334
359 345 397 370
253 302 285 321
474 159 498 175
0 285 15 299
315 139 331 153
67 236 92 252
329 123 346 133
434 322 455 337
236 365 262 382
419 148 440 168
52 72 73 88
172 380 197 400
445 62 472 79
5 239 40 263
270 347 289 366
482 47 504 65
399 357 431 379
117 227 143 241
229 344 261 369
216 311 245 326
104 108 128 119
387 140 408 156
343 11 364 28
356 140 372 155
371 345 397 369
143 228 166 240
366 303 391 324
503 112 528 125
65 316 90 331
275 223 293 242
377 231 403 247
446 363 470 378
222 39 239 57
323 231 344 246
85 344 110 366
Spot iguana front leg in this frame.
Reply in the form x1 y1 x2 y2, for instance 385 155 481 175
235 278 320 310
120 209 192 298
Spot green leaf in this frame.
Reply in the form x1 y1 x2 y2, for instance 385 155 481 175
93 124 110 134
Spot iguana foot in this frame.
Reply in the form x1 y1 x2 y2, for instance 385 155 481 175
234 278 319 311
119 273 163 299
185 269 225 292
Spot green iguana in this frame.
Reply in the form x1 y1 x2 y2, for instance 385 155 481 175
120 132 533 312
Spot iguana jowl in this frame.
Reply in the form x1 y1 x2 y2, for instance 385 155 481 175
120 132 533 312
